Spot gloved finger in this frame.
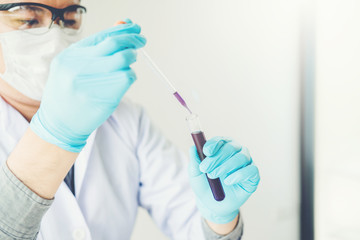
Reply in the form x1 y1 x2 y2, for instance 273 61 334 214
199 141 242 173
188 145 202 177
123 18 133 24
84 49 138 74
203 136 233 157
79 67 136 88
83 34 146 57
114 18 133 26
79 68 136 103
224 165 260 193
72 22 141 48
207 147 252 179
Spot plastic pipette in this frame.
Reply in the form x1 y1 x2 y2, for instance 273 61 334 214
114 21 192 113
140 49 192 114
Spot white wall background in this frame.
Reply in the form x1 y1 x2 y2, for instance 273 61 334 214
83 0 301 239
315 0 360 239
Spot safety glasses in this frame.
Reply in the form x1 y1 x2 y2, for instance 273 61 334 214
0 2 87 35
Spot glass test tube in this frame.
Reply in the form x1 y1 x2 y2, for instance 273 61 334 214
186 114 225 201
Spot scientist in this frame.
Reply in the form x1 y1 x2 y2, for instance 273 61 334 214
0 0 260 239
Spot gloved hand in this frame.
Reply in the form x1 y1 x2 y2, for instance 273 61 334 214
30 20 146 152
188 137 260 224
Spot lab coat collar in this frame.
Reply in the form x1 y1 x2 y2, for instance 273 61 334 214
0 96 29 145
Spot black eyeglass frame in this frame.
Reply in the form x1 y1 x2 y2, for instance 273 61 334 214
0 2 87 22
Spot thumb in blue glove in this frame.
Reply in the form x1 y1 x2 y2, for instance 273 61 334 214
188 137 260 224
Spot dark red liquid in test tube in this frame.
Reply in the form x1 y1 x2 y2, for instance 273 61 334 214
191 131 225 201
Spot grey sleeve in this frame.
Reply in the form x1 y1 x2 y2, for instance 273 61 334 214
201 214 243 240
0 162 54 240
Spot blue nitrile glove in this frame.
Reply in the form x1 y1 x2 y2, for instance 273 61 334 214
30 20 146 152
188 137 260 224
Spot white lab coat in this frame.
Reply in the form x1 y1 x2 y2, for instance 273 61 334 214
0 97 205 240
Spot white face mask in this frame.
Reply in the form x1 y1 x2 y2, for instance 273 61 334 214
0 26 80 101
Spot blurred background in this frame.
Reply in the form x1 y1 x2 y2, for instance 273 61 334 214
83 0 360 239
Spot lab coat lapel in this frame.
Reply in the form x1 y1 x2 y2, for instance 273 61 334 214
34 123 98 240
39 130 97 239
75 130 97 197
39 182 92 240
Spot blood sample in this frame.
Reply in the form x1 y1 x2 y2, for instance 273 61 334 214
187 114 225 201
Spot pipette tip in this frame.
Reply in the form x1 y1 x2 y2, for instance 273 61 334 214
174 92 192 114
